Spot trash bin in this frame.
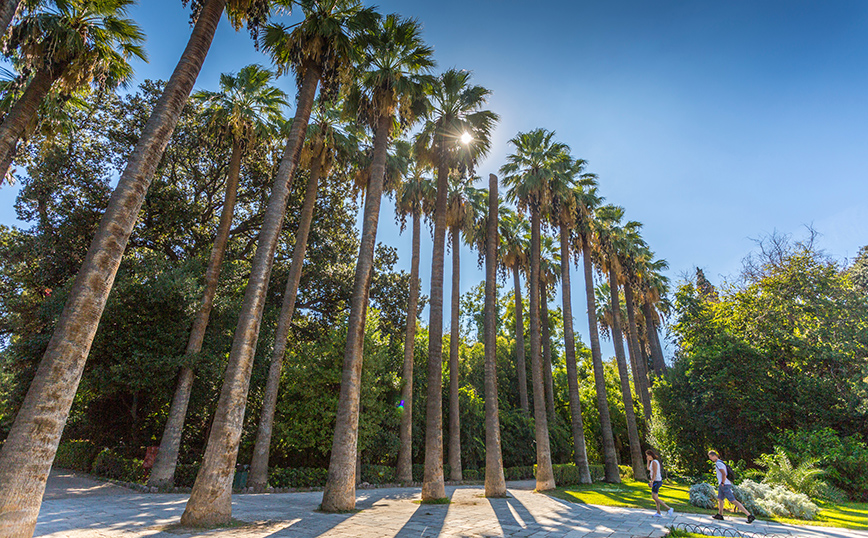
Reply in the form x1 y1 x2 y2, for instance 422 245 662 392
233 465 249 490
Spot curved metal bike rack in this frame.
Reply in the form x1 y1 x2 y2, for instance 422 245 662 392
666 523 791 538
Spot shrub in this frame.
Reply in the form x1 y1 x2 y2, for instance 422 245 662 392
174 463 200 488
504 466 534 481
267 467 328 488
588 464 605 482
91 449 146 483
689 482 718 509
775 428 868 501
739 479 819 520
618 465 633 481
54 440 100 473
360 464 395 484
463 468 480 481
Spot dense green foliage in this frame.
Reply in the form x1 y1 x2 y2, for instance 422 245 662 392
653 236 868 500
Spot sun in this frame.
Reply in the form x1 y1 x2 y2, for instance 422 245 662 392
460 131 473 145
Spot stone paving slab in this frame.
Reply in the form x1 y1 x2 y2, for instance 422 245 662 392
32 472 868 538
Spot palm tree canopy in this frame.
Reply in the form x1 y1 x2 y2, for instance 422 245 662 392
259 0 378 96
414 68 499 175
5 0 147 93
498 206 529 275
394 144 434 230
345 13 434 129
501 128 570 213
193 63 287 149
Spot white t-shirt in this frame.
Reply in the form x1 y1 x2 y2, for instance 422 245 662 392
648 459 662 482
715 460 732 485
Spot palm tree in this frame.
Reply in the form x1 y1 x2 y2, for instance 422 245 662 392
640 259 670 376
472 175 507 496
181 1 377 526
547 157 595 483
394 151 433 483
148 64 286 490
0 0 147 179
571 185 620 482
498 208 529 412
620 242 653 420
0 1 265 533
539 235 559 420
414 68 497 501
594 204 647 482
321 12 434 512
501 128 570 492
445 173 479 482
247 100 358 492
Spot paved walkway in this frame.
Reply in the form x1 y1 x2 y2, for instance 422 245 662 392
34 470 867 538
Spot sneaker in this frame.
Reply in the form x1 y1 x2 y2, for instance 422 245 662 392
668 508 675 516
653 512 662 518
712 514 724 520
747 514 755 523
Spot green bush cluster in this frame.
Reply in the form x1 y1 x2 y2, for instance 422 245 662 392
174 463 201 488
267 467 329 488
775 428 868 501
618 465 633 481
54 440 100 472
360 464 395 484
503 466 534 481
739 479 819 520
91 449 147 483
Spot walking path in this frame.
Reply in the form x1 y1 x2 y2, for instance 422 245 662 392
34 470 867 538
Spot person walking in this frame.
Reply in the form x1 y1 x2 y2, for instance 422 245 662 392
708 450 755 523
645 449 674 517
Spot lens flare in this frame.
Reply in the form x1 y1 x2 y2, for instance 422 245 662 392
460 132 473 145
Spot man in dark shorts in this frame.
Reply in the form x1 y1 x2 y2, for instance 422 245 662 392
708 450 755 523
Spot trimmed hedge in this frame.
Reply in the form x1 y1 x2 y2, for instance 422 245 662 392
504 466 535 480
54 440 100 473
91 449 147 483
267 467 328 488
360 464 395 484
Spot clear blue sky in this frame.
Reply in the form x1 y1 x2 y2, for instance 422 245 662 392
2 1 867 358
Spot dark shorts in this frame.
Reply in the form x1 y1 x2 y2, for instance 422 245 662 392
718 483 737 502
651 480 662 494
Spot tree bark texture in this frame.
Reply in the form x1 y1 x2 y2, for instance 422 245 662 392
581 234 620 483
396 210 421 483
529 206 555 491
513 266 528 413
559 227 592 483
0 2 226 535
149 139 243 489
320 112 391 512
0 0 20 37
421 158 448 501
0 68 56 180
448 226 462 482
607 265 647 482
623 282 651 421
643 301 667 375
484 174 507 497
540 289 555 420
248 141 324 492
180 63 321 527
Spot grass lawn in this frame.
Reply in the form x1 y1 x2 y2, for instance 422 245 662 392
548 480 868 531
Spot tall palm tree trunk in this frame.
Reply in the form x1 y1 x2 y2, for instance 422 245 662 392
396 209 421 483
484 173 506 497
0 0 20 37
321 113 392 512
623 282 651 421
180 63 322 527
643 301 667 375
0 2 225 534
581 234 619 482
606 265 647 482
529 205 555 491
421 157 448 501
248 142 324 492
448 225 462 482
0 68 57 179
512 266 528 412
540 289 555 419
148 139 243 489
559 227 591 483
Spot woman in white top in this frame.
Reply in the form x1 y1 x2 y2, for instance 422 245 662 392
645 449 674 517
